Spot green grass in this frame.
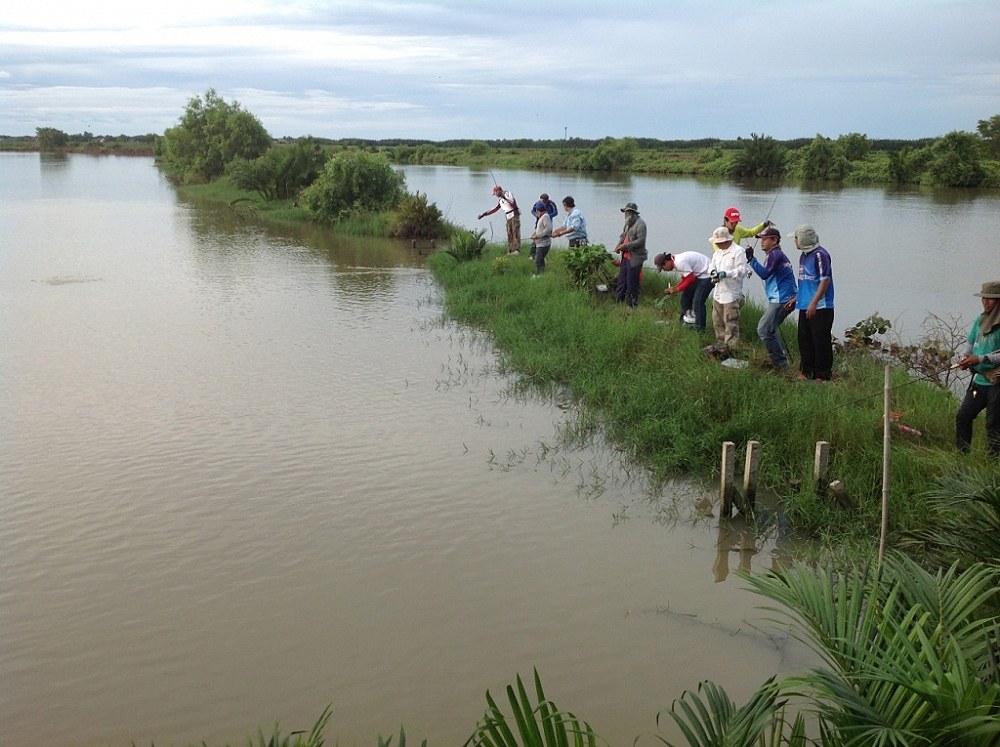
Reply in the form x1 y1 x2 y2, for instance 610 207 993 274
429 244 972 555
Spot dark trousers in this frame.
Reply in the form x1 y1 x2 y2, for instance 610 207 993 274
798 308 835 380
615 263 641 308
956 382 1000 456
681 277 713 332
534 244 550 273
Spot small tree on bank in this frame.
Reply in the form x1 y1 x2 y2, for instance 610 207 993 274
301 150 405 224
36 127 69 151
157 89 271 183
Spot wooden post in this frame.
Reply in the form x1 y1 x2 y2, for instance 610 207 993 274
742 440 761 511
879 365 891 564
720 441 736 518
814 441 830 496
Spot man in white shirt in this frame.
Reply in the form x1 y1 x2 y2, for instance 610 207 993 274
707 227 752 352
478 185 522 254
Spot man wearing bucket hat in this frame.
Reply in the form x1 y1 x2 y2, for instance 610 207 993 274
613 202 647 308
955 280 1000 457
477 184 522 255
706 226 752 354
793 224 835 381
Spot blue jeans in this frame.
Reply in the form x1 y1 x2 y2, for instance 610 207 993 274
681 277 713 331
757 302 793 366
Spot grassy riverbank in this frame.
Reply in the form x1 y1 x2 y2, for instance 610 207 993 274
428 243 973 556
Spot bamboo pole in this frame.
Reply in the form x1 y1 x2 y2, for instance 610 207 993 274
879 364 891 564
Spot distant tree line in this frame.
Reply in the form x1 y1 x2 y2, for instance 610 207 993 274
16 93 999 192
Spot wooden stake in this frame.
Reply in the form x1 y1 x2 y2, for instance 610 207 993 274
720 441 736 518
742 440 761 510
814 441 830 495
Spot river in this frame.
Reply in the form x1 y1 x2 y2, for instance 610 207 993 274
2 153 996 747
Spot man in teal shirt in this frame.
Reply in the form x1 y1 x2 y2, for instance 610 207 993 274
956 280 1000 457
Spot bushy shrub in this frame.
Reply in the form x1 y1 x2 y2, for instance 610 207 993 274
227 141 325 201
445 228 487 262
563 243 613 287
390 192 446 239
301 150 405 223
730 133 786 178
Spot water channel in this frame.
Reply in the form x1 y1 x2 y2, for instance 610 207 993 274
2 153 997 747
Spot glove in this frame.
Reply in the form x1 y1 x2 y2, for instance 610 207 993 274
477 213 484 220
716 270 727 280
763 220 774 229
709 269 720 284
745 246 754 262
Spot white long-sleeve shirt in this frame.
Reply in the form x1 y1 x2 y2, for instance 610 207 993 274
708 244 751 304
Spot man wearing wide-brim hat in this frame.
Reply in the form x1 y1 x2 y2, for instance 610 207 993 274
613 202 647 308
956 280 1000 457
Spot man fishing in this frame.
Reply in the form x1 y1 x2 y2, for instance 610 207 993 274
746 225 797 369
478 184 522 254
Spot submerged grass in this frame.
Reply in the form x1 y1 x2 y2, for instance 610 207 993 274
429 244 971 554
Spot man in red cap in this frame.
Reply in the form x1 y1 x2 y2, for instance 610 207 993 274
478 185 522 254
710 206 771 252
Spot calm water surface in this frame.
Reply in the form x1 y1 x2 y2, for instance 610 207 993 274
4 154 996 747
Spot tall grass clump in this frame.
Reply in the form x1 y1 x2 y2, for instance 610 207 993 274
428 244 968 552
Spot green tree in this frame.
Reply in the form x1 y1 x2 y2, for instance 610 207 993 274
799 134 849 181
730 133 786 178
157 89 271 182
836 132 872 161
301 150 405 223
888 145 932 184
36 127 69 150
583 137 637 171
976 114 1000 158
468 140 491 157
927 130 986 187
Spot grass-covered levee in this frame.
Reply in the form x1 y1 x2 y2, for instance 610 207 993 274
428 240 991 559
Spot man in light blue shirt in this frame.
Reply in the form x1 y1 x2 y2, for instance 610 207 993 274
551 195 588 247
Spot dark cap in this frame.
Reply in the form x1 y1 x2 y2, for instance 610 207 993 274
653 252 672 270
755 226 781 240
620 202 639 214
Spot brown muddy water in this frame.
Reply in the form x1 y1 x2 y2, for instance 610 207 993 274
5 153 996 747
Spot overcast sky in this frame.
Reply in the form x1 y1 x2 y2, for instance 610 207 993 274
2 0 998 141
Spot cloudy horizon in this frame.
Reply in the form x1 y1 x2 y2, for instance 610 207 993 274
2 0 998 141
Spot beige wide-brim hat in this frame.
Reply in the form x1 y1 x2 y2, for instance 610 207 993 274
974 280 1000 299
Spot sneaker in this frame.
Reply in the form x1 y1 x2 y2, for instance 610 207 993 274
682 311 696 325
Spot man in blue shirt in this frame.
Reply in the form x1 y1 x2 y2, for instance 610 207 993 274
793 224 835 381
551 195 588 247
747 226 797 369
